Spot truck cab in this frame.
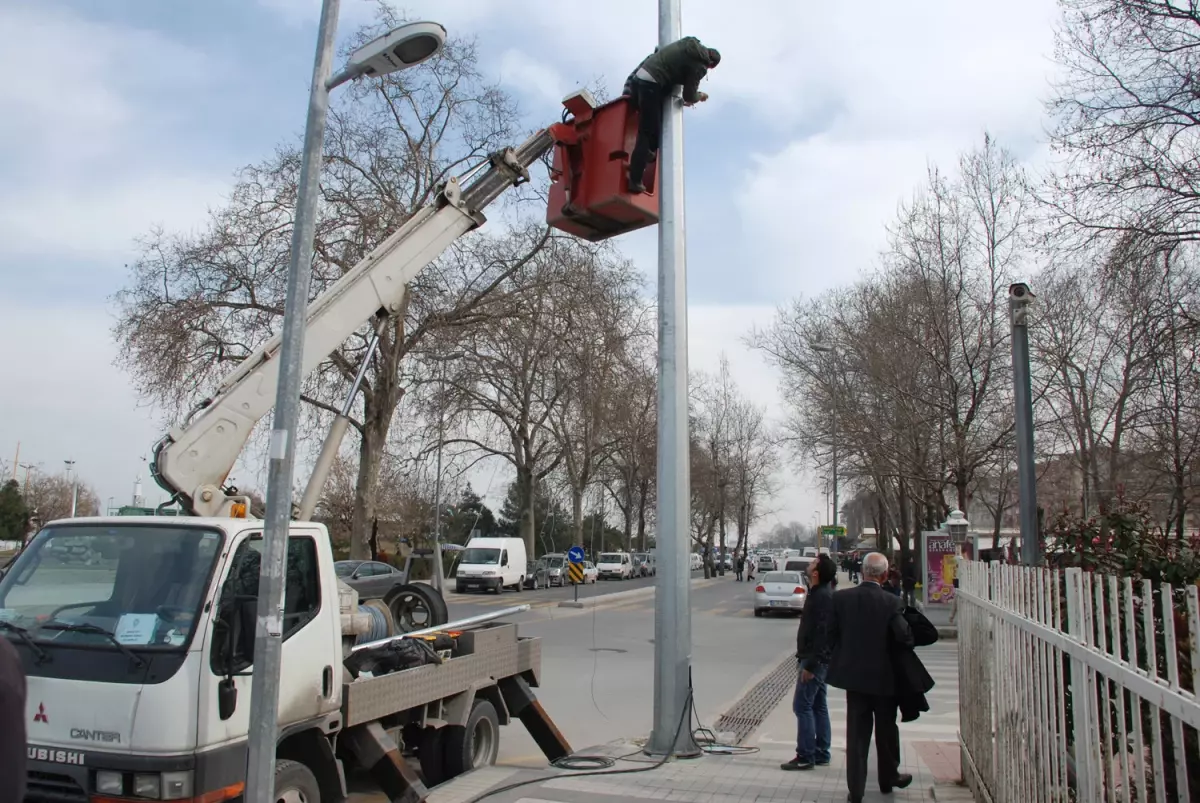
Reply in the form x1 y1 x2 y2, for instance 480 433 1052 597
3 516 343 803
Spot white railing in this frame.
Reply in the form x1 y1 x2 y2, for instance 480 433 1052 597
957 560 1200 803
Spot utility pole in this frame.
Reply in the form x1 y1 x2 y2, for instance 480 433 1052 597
648 0 698 759
1010 283 1041 566
430 353 461 594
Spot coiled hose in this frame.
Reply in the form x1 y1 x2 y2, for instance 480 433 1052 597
355 601 392 644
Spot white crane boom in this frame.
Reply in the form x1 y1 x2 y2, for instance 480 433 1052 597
151 131 553 517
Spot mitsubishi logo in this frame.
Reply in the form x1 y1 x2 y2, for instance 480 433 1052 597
33 703 48 724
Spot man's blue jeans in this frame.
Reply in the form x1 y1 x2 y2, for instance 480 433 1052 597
794 663 831 764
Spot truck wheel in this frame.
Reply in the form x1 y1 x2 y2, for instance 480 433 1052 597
442 699 500 779
385 582 449 632
274 759 320 803
515 577 524 592
419 726 447 787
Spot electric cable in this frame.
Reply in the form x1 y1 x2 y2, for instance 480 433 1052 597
464 686 696 802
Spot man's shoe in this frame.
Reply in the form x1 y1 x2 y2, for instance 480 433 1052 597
847 796 862 803
880 773 913 793
780 756 815 771
815 758 831 766
628 181 646 194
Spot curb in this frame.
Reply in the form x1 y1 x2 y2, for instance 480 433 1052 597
556 576 718 611
930 782 975 801
936 626 958 640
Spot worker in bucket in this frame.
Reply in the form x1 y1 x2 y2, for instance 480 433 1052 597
624 36 721 193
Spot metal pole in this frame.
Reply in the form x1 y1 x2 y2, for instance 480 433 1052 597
245 2 341 802
1010 284 1041 566
648 0 698 758
431 359 448 594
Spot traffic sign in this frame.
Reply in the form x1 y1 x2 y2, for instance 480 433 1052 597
567 546 585 563
820 525 846 536
568 562 585 584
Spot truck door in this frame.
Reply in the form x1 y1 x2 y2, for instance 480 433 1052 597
197 529 337 749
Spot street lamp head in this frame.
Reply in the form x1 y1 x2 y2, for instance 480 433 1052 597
347 21 446 79
944 508 969 540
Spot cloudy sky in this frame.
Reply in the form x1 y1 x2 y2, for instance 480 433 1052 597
0 0 1060 532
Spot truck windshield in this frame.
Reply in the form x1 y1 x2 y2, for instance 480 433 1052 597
460 548 501 565
0 524 223 650
598 553 622 563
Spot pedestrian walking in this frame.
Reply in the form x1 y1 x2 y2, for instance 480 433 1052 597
826 552 914 803
849 554 861 584
746 559 756 583
901 557 918 608
0 634 27 803
735 553 745 581
781 554 835 772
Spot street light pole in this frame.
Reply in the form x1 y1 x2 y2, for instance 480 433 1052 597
64 460 77 517
244 3 343 803
1009 283 1041 566
430 353 463 594
648 0 698 759
811 340 839 545
242 13 446 803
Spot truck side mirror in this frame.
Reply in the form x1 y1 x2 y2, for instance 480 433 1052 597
218 677 237 720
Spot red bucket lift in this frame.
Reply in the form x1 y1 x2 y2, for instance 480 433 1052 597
546 89 660 241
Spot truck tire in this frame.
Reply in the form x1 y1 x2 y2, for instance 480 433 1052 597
385 582 449 632
274 759 321 803
515 577 524 592
442 699 500 780
419 726 447 787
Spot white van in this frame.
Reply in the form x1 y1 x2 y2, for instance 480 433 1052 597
596 551 633 580
455 536 527 594
689 553 703 571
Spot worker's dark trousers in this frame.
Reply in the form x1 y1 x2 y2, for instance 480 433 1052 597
628 78 665 189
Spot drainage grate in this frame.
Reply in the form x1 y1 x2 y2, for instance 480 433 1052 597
710 655 797 744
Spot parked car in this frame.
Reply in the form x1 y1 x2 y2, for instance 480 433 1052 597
582 561 598 583
689 553 703 571
455 536 527 594
596 551 633 580
756 554 777 573
753 570 808 617
783 557 814 574
334 559 405 599
524 559 549 590
542 553 568 586
632 552 656 577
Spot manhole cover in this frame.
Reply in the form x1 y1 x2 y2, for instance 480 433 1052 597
711 655 797 745
589 647 628 654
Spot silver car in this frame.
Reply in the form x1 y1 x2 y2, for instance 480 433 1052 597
753 571 808 617
542 553 568 586
334 559 405 599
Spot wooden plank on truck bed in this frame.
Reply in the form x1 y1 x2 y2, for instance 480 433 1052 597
343 627 541 726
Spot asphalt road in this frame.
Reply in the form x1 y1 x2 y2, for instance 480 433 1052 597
451 571 803 766
444 568 709 620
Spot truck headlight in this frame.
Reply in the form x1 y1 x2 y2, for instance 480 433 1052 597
160 771 194 799
134 774 161 798
456 569 466 576
481 570 496 577
96 771 124 795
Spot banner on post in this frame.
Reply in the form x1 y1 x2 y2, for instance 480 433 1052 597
921 531 958 605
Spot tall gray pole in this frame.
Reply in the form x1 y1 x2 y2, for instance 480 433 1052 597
431 359 448 594
1009 283 1041 566
648 0 698 758
244 2 341 801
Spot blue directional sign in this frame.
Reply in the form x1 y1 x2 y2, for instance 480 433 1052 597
567 546 585 563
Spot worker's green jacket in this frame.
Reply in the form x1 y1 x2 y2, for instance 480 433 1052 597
633 36 712 104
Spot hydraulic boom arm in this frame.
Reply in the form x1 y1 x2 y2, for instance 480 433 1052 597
152 130 553 517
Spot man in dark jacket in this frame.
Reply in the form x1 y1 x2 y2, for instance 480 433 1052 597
827 552 914 803
781 554 836 772
624 36 720 193
0 635 27 803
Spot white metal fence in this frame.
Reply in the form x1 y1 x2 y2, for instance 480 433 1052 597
957 560 1200 803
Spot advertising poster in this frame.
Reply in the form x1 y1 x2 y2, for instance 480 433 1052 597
922 531 958 605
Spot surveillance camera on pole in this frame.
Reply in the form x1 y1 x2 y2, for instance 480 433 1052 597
1008 281 1040 565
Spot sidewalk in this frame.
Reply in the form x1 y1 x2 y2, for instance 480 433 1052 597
430 641 971 803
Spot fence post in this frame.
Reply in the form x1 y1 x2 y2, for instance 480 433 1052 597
1064 568 1094 801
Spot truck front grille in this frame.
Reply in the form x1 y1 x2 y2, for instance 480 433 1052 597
25 770 88 803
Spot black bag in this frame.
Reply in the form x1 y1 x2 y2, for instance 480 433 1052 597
345 637 442 677
903 606 939 647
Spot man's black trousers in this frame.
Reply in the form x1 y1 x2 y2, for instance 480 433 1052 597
628 78 665 189
844 690 901 799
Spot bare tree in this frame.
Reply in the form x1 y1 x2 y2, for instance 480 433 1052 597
23 470 100 523
113 12 535 558
599 351 657 552
1048 0 1200 245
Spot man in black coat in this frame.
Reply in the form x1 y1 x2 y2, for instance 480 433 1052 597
623 36 721 193
827 552 914 803
0 635 27 803
781 554 836 772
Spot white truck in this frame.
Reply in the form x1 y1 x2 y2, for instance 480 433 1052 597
2 125 571 803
